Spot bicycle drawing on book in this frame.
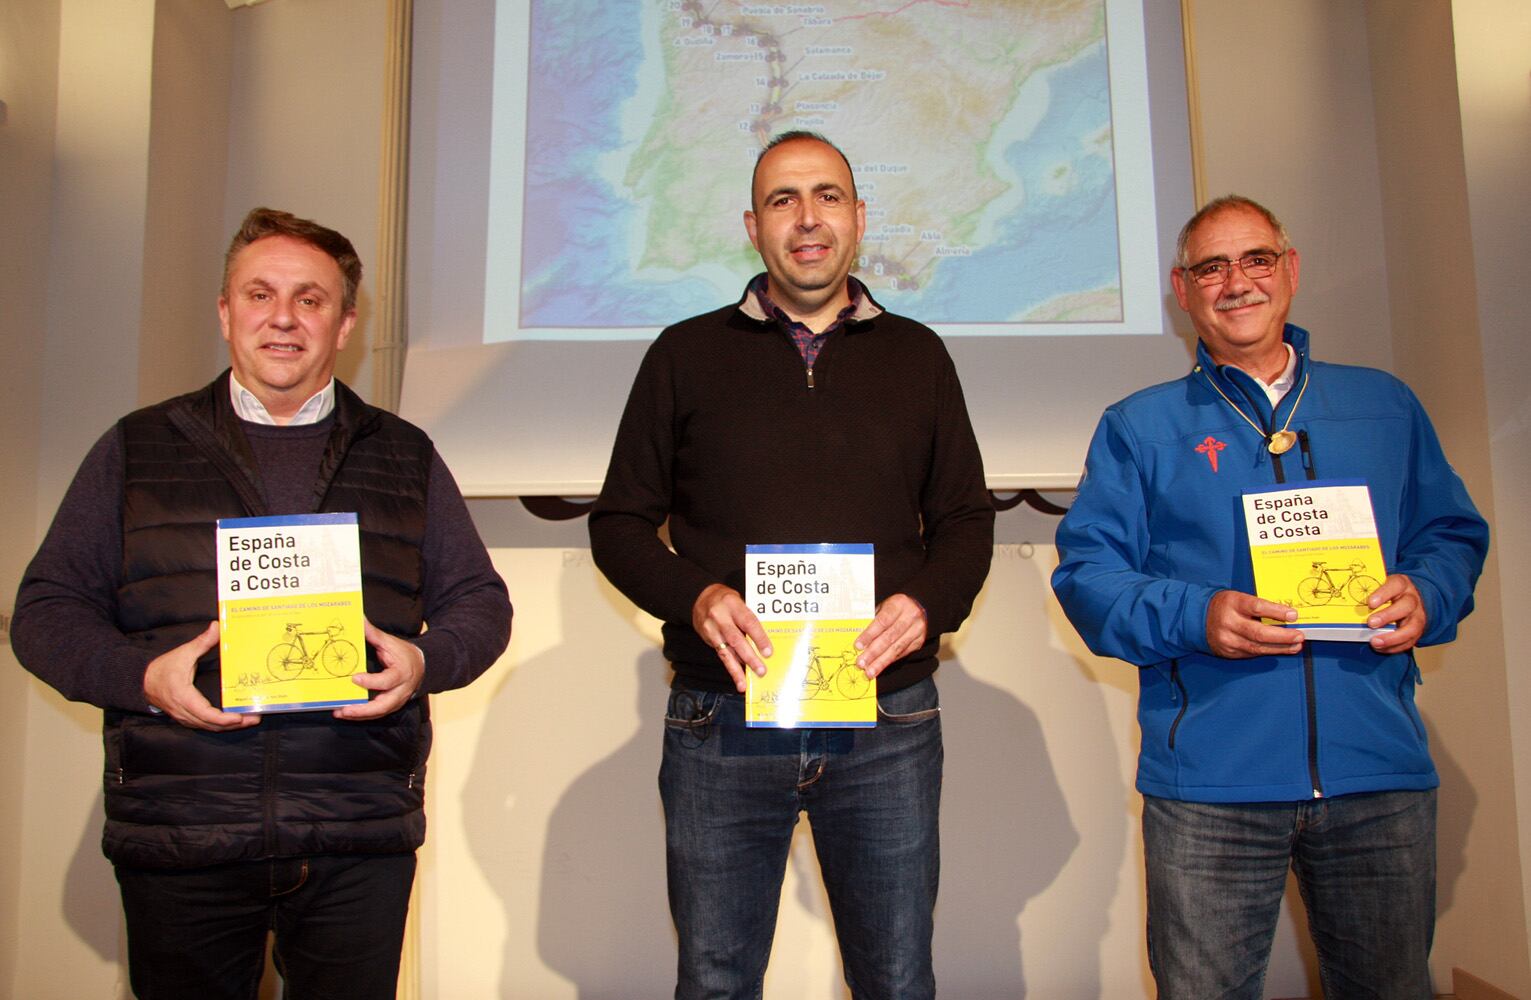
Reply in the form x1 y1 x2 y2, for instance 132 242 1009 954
267 621 360 681
1295 560 1381 607
800 646 873 701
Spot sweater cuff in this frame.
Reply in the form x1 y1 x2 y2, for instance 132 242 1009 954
411 631 460 694
101 647 158 714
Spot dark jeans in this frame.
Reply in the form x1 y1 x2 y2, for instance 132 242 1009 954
659 676 943 1000
115 852 416 1000
1143 789 1436 1000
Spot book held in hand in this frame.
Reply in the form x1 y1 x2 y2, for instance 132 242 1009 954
217 513 369 713
1241 480 1394 641
744 543 876 728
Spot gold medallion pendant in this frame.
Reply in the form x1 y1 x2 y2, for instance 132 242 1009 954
1267 430 1297 455
1199 366 1311 458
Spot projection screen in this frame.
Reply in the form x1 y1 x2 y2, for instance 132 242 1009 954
403 0 1199 495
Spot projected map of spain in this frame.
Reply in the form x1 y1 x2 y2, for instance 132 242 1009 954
492 0 1155 339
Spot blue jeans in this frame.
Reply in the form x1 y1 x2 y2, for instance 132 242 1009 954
659 676 942 1000
1143 789 1436 1000
114 853 416 1000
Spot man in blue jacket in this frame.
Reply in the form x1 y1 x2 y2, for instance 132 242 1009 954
1051 195 1487 999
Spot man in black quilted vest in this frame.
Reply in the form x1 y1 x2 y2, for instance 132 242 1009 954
12 208 511 1000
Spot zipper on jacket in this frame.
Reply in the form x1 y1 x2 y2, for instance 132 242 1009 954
1298 429 1316 481
1230 362 1322 795
1303 645 1324 798
1297 426 1322 795
806 366 815 389
1232 372 1287 482
1166 660 1189 750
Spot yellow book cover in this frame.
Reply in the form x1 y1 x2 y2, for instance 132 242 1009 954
1242 480 1392 641
745 543 875 728
216 513 368 713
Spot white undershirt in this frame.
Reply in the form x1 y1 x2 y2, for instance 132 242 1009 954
229 375 336 426
1245 344 1297 408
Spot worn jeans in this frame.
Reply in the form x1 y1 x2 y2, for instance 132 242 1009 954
1143 789 1436 1000
114 852 416 1000
660 676 942 1000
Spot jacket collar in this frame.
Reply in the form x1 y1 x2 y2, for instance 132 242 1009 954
1194 324 1311 425
163 370 382 515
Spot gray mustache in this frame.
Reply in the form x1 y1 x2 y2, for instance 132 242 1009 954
1215 291 1270 311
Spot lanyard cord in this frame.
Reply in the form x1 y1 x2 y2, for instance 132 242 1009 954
1197 367 1310 453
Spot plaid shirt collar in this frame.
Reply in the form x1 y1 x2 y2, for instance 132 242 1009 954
740 274 881 367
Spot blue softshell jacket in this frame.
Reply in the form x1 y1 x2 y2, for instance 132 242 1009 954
1051 325 1489 802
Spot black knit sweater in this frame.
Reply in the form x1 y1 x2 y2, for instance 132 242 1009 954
589 292 994 693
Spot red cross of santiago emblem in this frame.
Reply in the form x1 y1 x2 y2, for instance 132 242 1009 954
1196 435 1227 472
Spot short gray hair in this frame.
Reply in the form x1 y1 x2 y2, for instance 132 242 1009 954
1175 195 1289 268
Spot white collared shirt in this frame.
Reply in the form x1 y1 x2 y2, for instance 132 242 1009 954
1249 344 1298 408
229 375 336 426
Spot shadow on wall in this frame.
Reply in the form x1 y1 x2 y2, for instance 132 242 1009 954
785 646 1096 997
930 655 1081 995
780 539 1128 996
969 544 1127 997
536 649 674 994
458 541 1133 995
460 558 674 998
55 695 125 974
1429 717 1476 918
63 793 117 961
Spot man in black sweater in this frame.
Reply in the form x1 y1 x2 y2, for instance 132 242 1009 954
589 132 993 999
13 208 511 1000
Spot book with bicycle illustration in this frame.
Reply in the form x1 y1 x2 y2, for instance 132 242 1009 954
215 512 368 713
744 543 876 728
1241 480 1394 641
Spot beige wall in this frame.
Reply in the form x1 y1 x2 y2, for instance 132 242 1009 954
1364 3 1528 993
16 2 161 996
222 0 387 398
138 0 233 403
0 0 62 987
1450 0 1531 968
1188 1 1394 373
3 0 1527 996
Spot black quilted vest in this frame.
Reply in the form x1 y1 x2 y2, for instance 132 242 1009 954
103 373 436 869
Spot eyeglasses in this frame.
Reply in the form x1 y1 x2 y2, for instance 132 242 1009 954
1181 250 1288 286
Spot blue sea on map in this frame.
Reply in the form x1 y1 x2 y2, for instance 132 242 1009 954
895 46 1122 324
518 1 1120 330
